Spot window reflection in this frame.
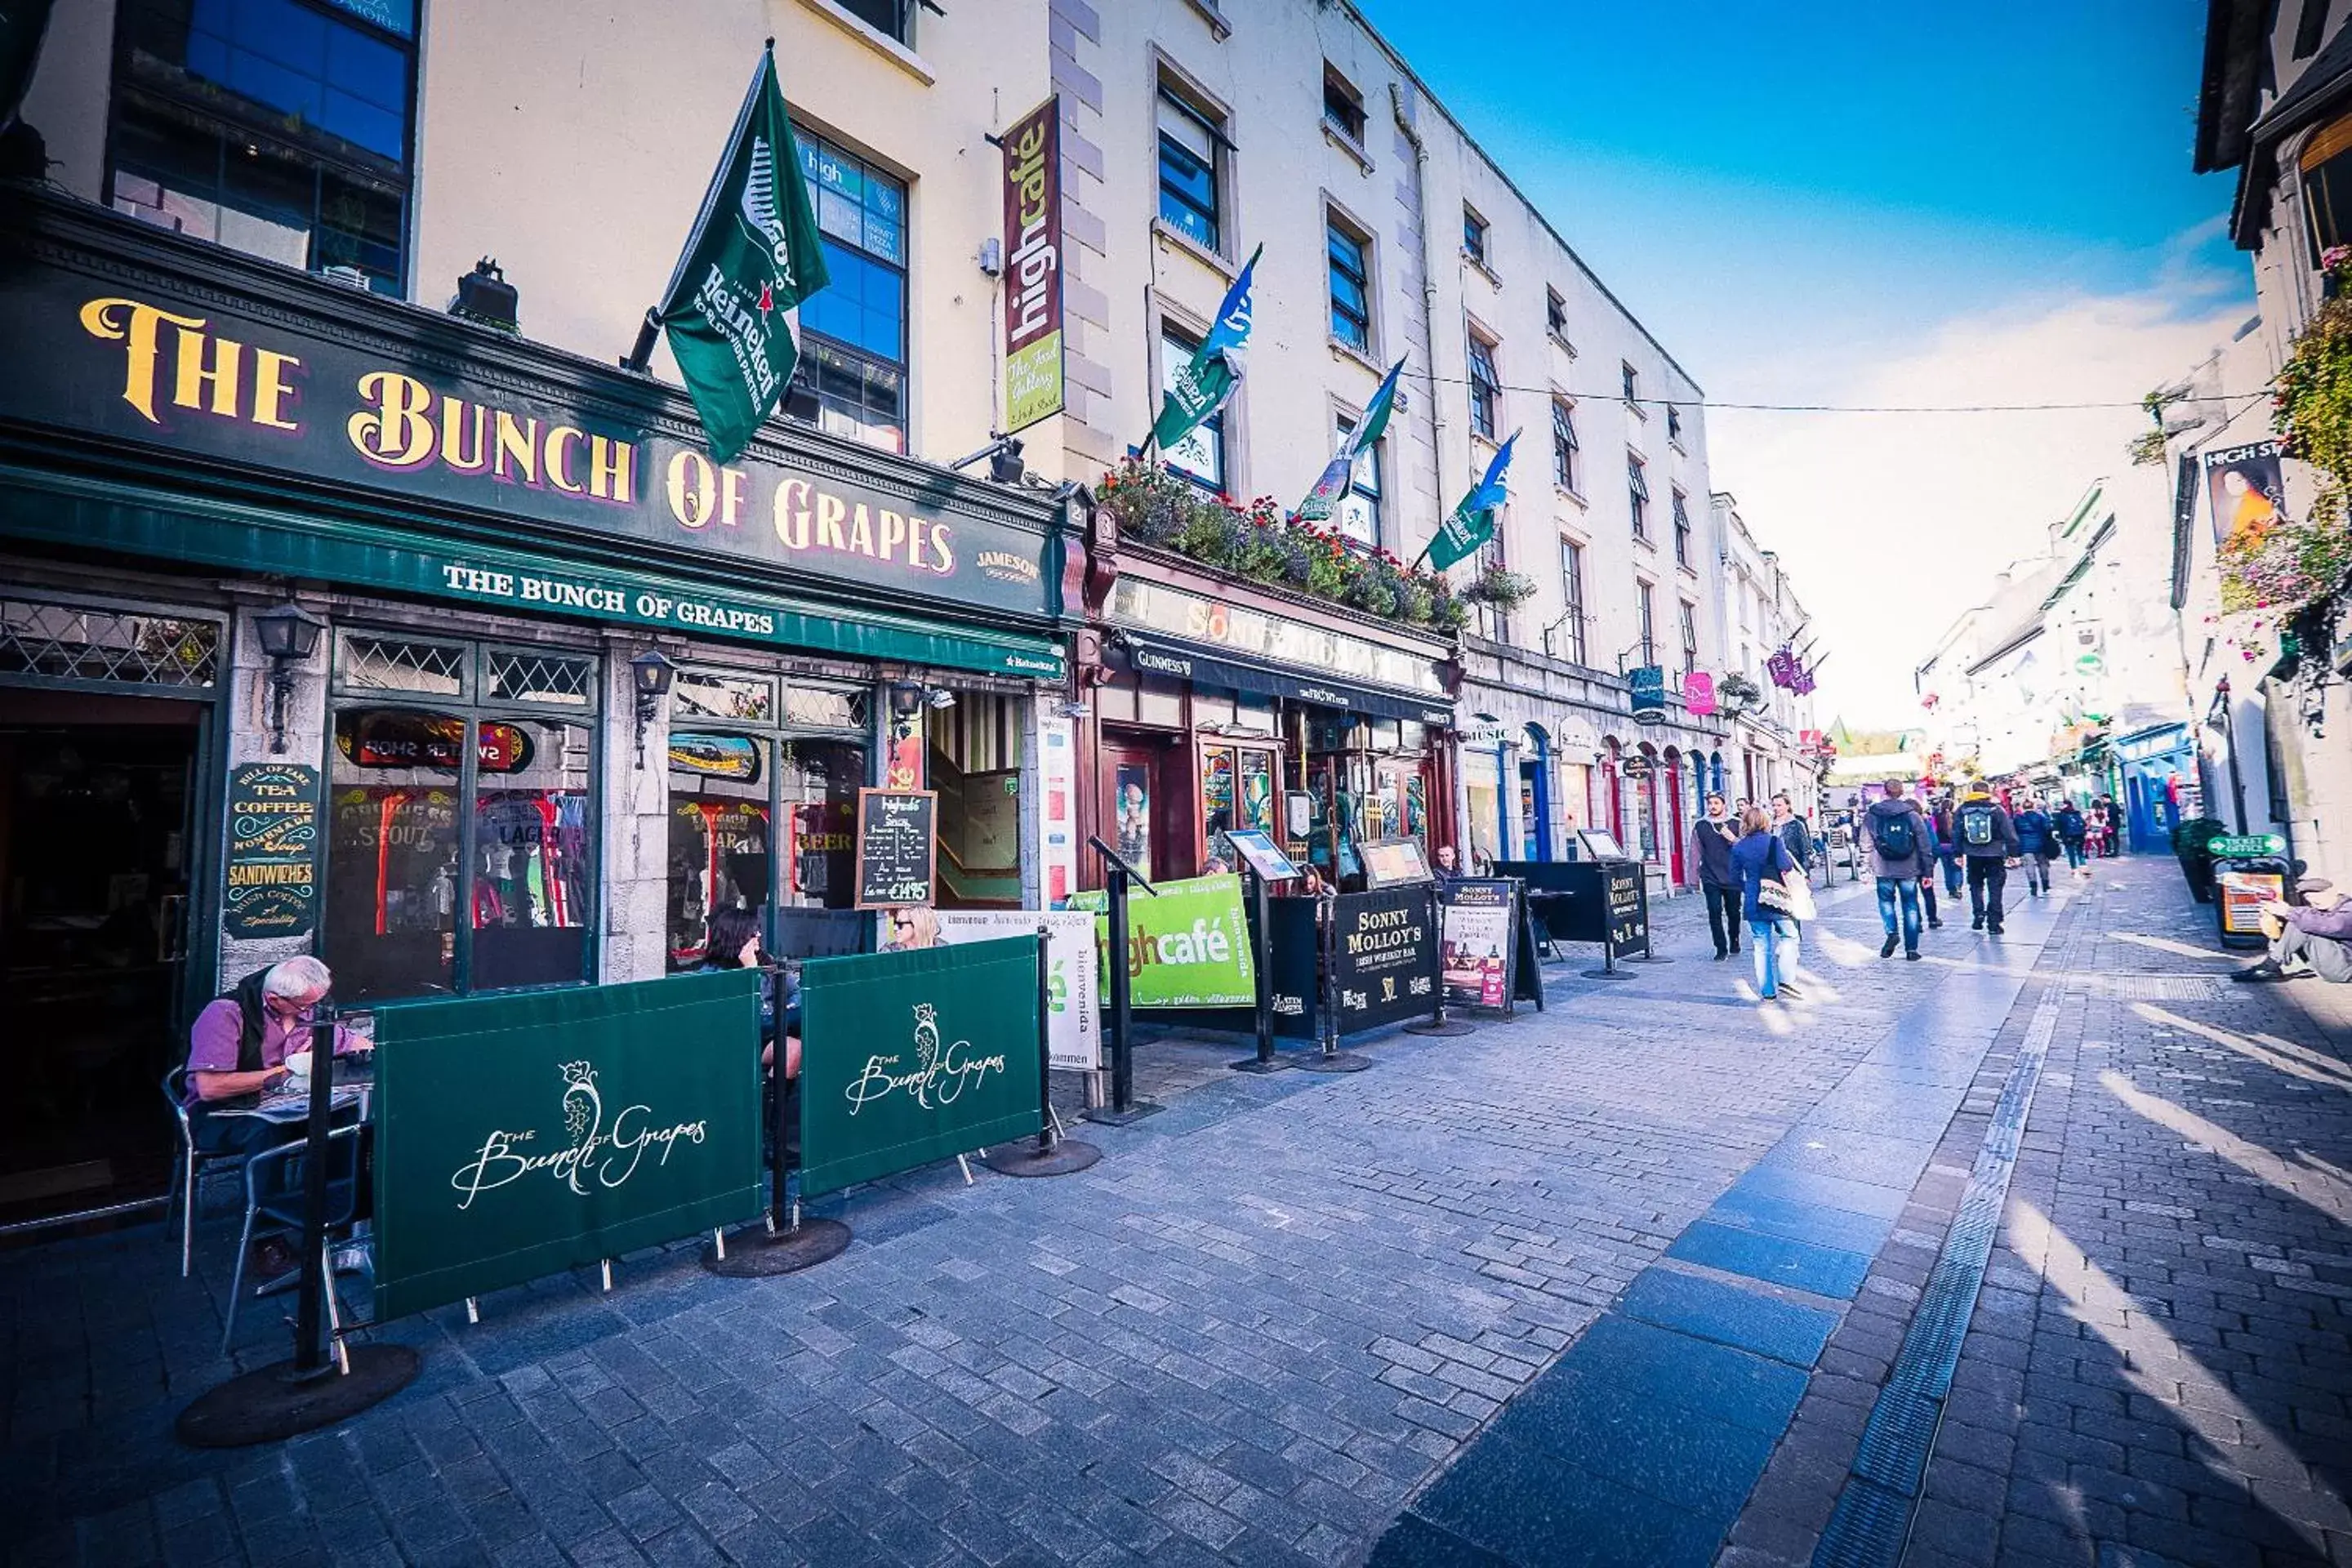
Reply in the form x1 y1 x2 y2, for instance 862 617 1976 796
472 721 594 990
326 707 461 1001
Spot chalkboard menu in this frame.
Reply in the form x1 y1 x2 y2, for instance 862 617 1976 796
223 762 321 939
853 788 938 908
1330 886 1437 1033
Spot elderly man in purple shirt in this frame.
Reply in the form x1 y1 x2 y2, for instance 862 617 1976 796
2235 883 2352 984
184 956 360 1158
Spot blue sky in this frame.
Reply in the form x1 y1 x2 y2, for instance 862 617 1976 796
1353 2 2257 721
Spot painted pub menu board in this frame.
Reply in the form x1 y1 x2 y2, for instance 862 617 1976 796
853 788 939 909
223 762 321 939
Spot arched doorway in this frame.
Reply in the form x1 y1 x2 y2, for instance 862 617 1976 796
1632 742 1660 866
1519 724 1551 860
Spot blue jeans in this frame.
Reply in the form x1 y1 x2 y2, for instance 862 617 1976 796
1748 916 1799 997
1876 876 1923 953
2062 840 2086 869
1940 853 1963 898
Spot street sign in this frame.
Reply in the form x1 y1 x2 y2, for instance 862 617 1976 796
2208 834 2286 858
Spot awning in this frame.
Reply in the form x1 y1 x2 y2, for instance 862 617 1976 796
1121 637 1451 724
0 473 1065 679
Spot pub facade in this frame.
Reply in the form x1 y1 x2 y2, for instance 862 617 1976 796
0 190 1076 1227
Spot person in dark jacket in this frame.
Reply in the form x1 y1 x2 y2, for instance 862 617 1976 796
697 906 800 1081
1861 780 1936 960
1952 786 2021 934
2053 800 2089 873
2013 795 2055 896
1730 806 1802 1000
1689 792 1744 959
1771 795 1815 881
1931 799 1964 898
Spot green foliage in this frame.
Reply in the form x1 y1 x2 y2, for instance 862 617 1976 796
2253 297 2352 614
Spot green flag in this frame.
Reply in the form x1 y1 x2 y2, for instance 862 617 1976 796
1423 430 1518 570
658 46 831 464
1298 357 1404 523
1151 244 1261 456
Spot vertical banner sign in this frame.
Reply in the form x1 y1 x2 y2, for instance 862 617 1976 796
1438 879 1517 1009
223 762 321 939
798 938 1042 1196
934 910 1098 1071
368 970 764 1321
1067 872 1255 1006
1629 666 1668 724
1037 715 1078 906
1605 861 1650 956
1000 96 1065 434
1330 887 1437 1032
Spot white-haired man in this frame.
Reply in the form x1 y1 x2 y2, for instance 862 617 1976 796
183 956 359 1149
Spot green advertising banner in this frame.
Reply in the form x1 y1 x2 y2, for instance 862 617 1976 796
798 937 1041 1198
1067 872 1256 1008
368 970 764 1321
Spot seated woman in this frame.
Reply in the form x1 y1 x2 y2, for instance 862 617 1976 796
698 906 800 1083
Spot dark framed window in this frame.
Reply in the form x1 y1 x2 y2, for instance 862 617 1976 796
2301 114 2352 263
1672 489 1692 567
1323 65 1367 144
1558 537 1588 666
1463 206 1489 265
1158 88 1223 253
1546 288 1568 339
835 0 914 44
1621 360 1641 408
1328 217 1371 353
1679 600 1698 675
323 633 600 1003
1335 411 1382 547
1628 453 1650 539
1468 332 1500 441
1637 581 1656 666
2295 0 2329 59
1161 323 1227 492
1551 398 1579 492
787 131 908 452
108 0 418 296
1667 404 1683 445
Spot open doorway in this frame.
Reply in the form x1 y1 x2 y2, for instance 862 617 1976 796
0 693 204 1231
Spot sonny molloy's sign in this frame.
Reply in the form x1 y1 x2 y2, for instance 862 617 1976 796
0 216 1059 624
368 970 764 1321
798 937 1042 1196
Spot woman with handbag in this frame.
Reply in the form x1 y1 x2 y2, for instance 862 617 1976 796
1731 805 1807 1000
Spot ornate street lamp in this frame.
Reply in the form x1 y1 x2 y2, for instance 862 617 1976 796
252 601 326 755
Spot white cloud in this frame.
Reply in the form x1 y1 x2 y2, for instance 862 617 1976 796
1708 277 2252 726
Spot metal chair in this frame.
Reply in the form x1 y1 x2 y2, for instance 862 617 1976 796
220 1122 369 1362
162 1067 254 1278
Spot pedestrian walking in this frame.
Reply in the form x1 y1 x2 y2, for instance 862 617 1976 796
1931 796 1964 899
2054 799 2089 875
1689 791 1744 960
1771 794 1815 884
1731 805 1804 1000
2013 794 2055 896
1862 778 1936 960
2091 796 2118 858
1916 798 1948 930
1953 783 2020 934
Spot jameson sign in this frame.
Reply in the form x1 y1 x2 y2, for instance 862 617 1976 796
999 96 1066 434
368 971 764 1321
799 938 1042 1196
222 762 319 939
1068 872 1255 1008
0 212 1060 625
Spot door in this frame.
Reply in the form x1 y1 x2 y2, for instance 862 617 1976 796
0 695 206 1229
1099 737 1171 885
1665 757 1686 886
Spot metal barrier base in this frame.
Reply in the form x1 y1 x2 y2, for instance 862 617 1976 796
176 1344 420 1448
1403 1018 1477 1036
703 1217 851 1277
1083 1101 1162 1126
1228 1056 1293 1074
1294 1052 1372 1073
981 1138 1102 1178
1580 969 1637 981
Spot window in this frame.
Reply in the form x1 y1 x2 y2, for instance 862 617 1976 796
788 132 908 452
1679 600 1699 675
1667 404 1683 446
1158 88 1223 253
108 0 418 295
2295 0 2329 59
1335 411 1383 547
1672 489 1691 567
1463 205 1489 265
1558 538 1588 666
1546 288 1568 340
1628 452 1650 539
1328 216 1372 354
835 0 914 42
1621 360 1641 409
1468 332 1500 441
2301 113 2352 262
324 633 599 1002
1161 323 1227 492
1323 65 1367 145
1637 581 1656 667
1551 398 1579 492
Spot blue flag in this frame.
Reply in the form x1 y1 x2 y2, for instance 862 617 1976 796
1152 244 1262 454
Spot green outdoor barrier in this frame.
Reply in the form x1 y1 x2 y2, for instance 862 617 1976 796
370 970 765 1321
799 937 1041 1197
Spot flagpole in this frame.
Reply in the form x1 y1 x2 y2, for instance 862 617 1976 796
621 39 775 372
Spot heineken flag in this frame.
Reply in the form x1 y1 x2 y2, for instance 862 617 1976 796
1298 357 1405 523
1152 243 1262 455
657 46 831 464
1424 430 1518 571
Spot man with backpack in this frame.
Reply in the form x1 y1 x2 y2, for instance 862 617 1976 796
1862 779 1937 959
2012 794 2056 897
1953 784 2021 934
2054 800 2089 875
1690 792 1744 959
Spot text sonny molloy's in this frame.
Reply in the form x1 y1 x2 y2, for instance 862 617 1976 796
845 1003 1007 1115
450 1061 706 1210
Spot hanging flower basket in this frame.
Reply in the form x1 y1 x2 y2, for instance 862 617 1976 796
1460 565 1537 610
1717 672 1765 712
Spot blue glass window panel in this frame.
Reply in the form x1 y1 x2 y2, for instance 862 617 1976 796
817 187 862 245
234 0 327 76
323 88 403 159
327 24 406 111
228 48 324 123
862 208 902 265
185 30 232 86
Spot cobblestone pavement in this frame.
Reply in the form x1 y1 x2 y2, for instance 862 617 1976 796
3 861 2341 1567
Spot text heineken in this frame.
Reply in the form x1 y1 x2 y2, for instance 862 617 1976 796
659 47 830 464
